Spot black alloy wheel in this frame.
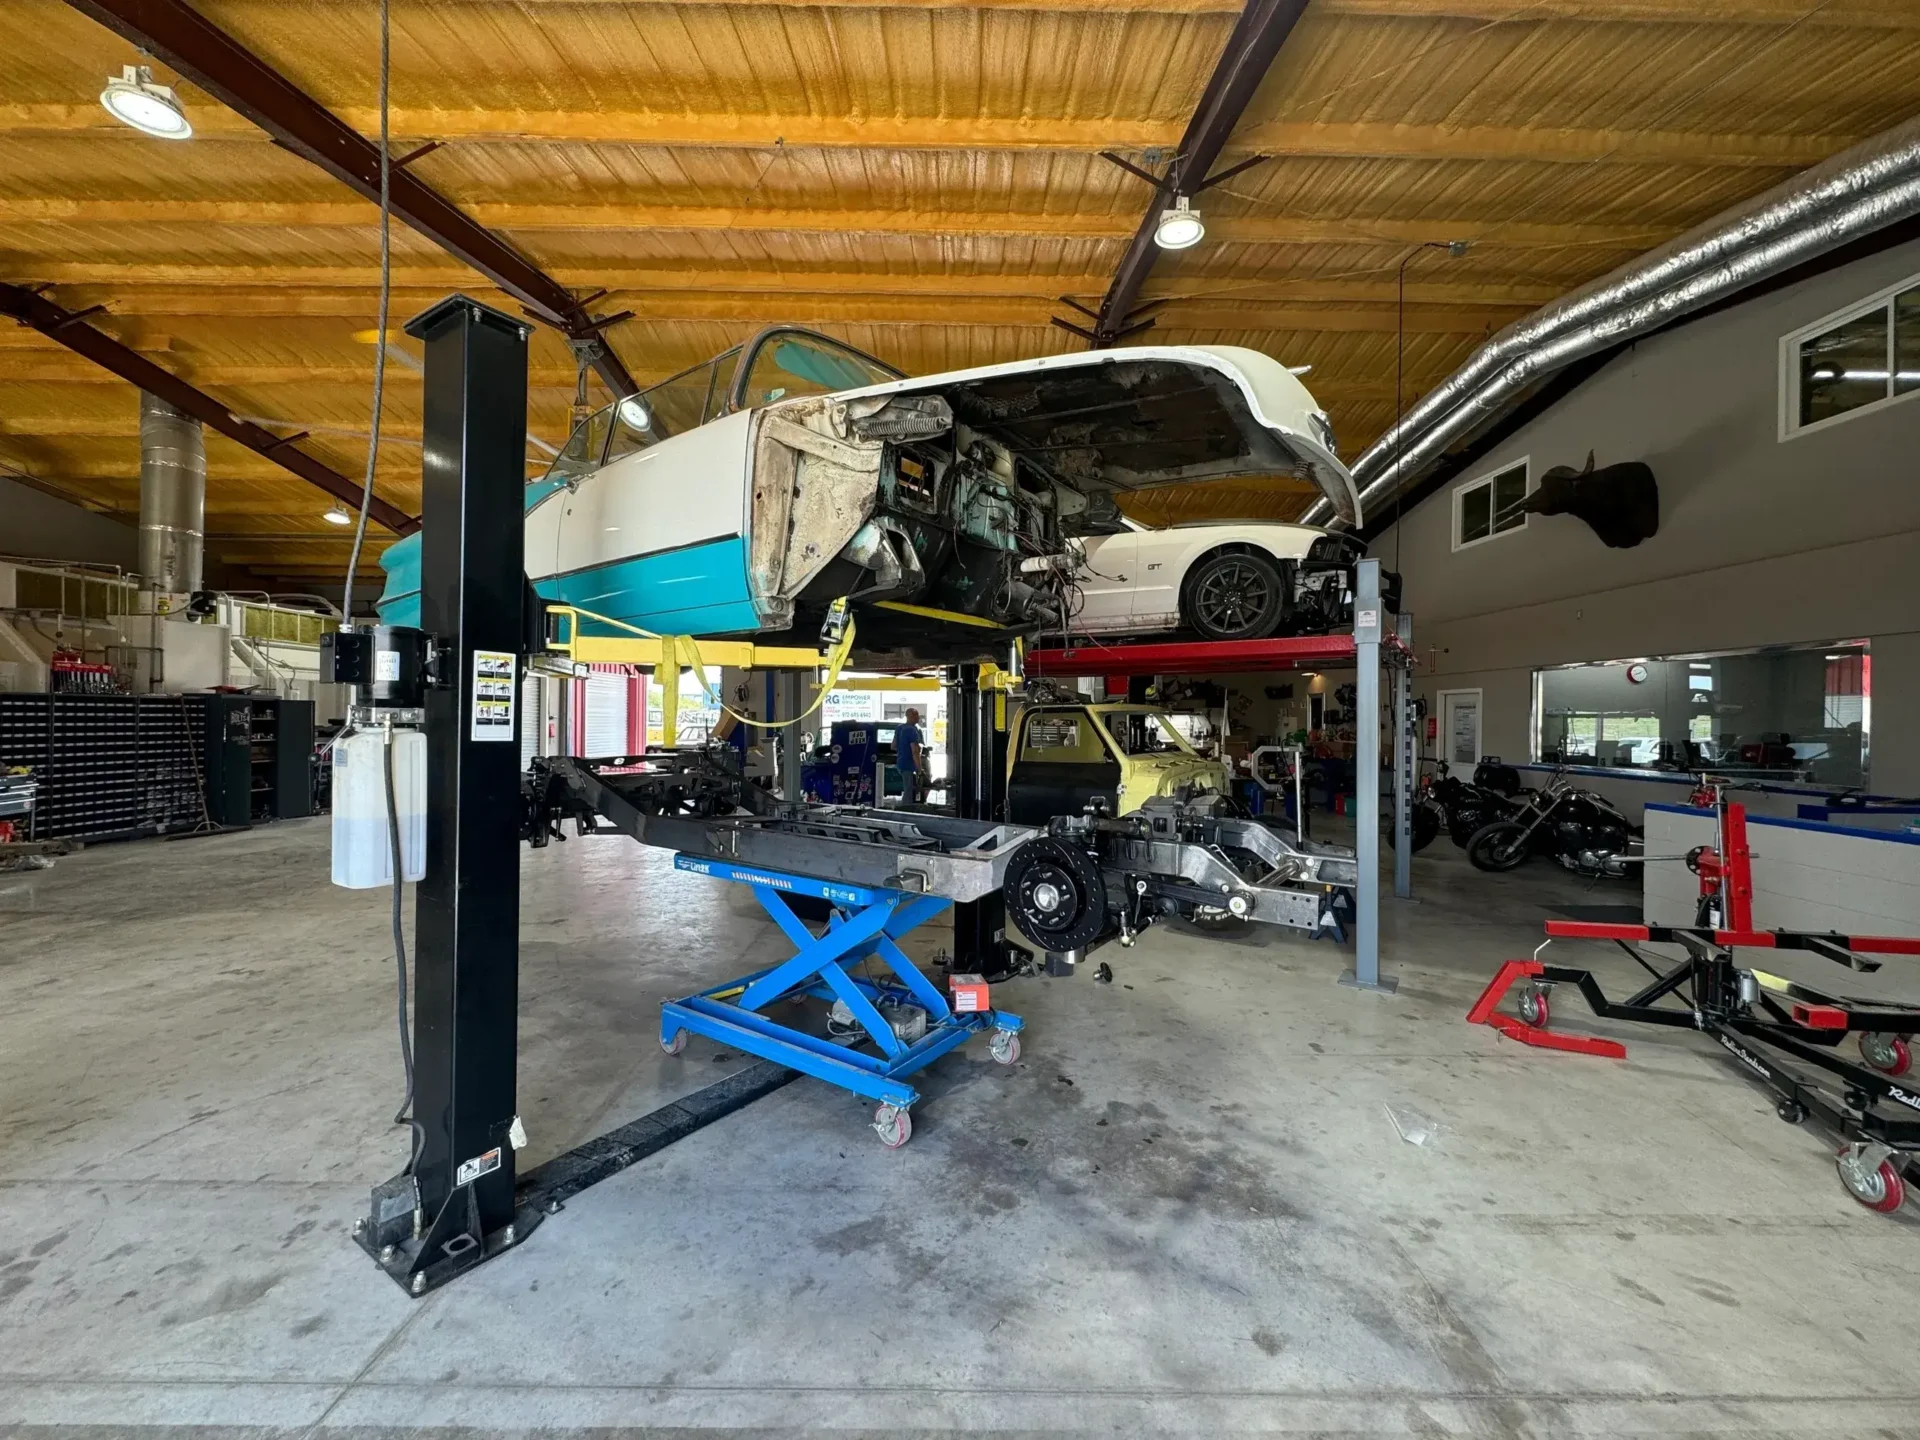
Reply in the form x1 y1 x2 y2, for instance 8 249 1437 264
1183 550 1286 641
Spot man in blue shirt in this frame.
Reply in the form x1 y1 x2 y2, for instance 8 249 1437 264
892 708 926 807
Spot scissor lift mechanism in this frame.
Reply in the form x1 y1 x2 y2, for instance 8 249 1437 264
1470 801 1920 1213
526 750 1365 1138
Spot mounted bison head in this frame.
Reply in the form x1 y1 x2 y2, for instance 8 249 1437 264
1519 451 1659 549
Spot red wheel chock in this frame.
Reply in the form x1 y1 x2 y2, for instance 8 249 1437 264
1466 960 1627 1059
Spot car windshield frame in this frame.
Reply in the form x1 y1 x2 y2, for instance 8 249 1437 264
535 328 903 493
725 326 905 412
1094 706 1199 758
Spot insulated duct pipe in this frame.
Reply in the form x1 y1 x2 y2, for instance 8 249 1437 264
1304 115 1920 527
138 391 206 593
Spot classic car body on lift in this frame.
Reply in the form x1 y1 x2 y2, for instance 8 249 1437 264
379 327 1360 652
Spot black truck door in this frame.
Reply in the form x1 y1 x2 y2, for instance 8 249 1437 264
1006 707 1121 826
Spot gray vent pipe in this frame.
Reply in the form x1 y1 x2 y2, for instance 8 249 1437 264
138 392 205 593
1304 115 1920 528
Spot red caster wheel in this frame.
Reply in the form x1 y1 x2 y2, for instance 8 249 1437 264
1517 985 1550 1029
989 1029 1021 1065
872 1104 912 1149
1860 1033 1912 1077
660 1029 688 1056
1836 1145 1907 1214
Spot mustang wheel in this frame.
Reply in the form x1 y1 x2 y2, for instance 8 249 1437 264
1183 550 1287 641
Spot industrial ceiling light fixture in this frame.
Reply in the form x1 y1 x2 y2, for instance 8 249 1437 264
1154 195 1205 251
617 396 652 431
99 65 192 140
323 505 354 526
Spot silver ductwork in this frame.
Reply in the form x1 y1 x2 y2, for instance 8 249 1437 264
1304 115 1920 527
138 392 205 593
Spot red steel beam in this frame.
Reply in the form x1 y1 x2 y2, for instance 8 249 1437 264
1027 632 1359 678
63 0 638 398
0 282 418 535
1087 0 1310 347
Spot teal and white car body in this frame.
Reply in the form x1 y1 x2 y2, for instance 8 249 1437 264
378 327 1360 643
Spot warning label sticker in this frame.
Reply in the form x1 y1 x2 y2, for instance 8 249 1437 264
470 649 517 743
455 1146 502 1188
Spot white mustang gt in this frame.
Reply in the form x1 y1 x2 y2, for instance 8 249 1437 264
1066 513 1372 642
378 327 1362 654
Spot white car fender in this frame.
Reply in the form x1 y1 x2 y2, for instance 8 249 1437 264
1095 523 1325 631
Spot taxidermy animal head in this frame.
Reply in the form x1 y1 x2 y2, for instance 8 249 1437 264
1519 451 1660 548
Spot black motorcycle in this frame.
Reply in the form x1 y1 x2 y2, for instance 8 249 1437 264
1465 769 1639 876
1426 761 1519 848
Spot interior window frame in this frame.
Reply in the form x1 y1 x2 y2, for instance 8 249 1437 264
1779 270 1920 441
1531 639 1870 786
1451 457 1531 552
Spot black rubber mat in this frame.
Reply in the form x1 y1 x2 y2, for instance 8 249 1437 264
1550 902 1644 924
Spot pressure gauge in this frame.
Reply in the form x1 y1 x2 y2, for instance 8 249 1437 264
1626 662 1650 684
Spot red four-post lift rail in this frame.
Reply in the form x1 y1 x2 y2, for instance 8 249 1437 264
1024 558 1416 993
1469 797 1920 1213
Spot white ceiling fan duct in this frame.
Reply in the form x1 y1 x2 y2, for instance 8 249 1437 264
1303 114 1920 527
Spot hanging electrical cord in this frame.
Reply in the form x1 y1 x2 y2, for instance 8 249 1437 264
340 0 393 629
333 0 416 1170
383 731 424 1173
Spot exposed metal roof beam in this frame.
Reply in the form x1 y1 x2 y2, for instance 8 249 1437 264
1087 0 1311 347
0 282 418 535
62 0 637 398
0 196 1666 250
3 105 1856 168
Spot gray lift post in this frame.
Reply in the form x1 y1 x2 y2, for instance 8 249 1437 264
1392 609 1414 902
777 671 804 801
1342 558 1397 993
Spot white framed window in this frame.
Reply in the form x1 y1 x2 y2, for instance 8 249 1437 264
1451 458 1529 551
1780 270 1920 439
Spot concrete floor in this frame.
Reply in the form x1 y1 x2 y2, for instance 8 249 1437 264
2 817 1918 1438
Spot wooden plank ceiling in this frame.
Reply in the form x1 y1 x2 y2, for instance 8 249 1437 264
2 0 1917 589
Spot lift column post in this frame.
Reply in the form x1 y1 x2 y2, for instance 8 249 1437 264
1392 609 1414 902
1342 558 1396 994
401 295 533 1288
777 671 804 801
946 662 1017 977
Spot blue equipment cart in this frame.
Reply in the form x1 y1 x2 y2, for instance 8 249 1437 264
661 854 1024 1147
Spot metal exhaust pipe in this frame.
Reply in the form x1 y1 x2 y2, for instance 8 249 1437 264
138 392 206 593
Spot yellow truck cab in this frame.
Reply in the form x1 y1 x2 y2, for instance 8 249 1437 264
1006 702 1230 827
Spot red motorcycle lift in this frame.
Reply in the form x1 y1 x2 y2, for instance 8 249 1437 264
1468 800 1920 1214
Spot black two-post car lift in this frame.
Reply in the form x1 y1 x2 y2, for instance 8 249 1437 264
325 295 1025 1296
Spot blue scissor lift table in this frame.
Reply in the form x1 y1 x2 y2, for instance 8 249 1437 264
661 854 1024 1147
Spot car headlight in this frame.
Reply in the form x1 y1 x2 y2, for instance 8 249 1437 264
1308 410 1338 457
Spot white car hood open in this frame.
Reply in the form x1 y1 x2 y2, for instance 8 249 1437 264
826 344 1362 526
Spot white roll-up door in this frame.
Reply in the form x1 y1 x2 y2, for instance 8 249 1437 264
584 671 628 756
520 674 542 769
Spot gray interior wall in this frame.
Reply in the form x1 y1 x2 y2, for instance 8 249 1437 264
1373 235 1920 795
0 477 137 571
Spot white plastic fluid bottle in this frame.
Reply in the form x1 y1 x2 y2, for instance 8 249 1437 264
330 728 428 888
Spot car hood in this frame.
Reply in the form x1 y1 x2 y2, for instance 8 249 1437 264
830 345 1362 525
